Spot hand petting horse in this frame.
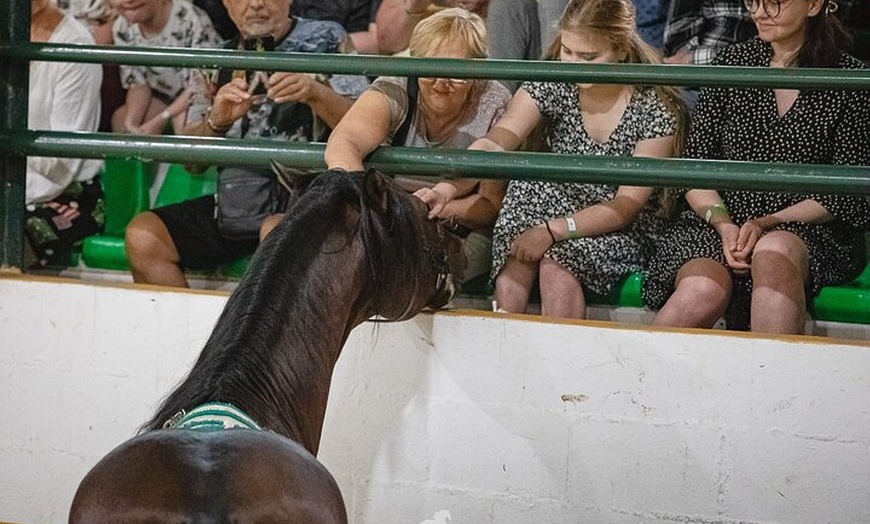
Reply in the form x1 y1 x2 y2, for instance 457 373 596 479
69 168 465 523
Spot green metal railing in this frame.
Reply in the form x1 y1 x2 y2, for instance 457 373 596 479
6 131 868 195
2 23 869 269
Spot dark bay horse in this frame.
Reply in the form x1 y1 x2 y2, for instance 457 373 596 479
69 168 463 523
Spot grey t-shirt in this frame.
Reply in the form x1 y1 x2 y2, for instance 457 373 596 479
369 76 512 190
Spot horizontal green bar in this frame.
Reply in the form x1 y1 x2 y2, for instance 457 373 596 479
3 131 867 194
2 43 869 89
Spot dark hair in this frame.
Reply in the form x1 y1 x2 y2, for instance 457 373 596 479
797 0 852 67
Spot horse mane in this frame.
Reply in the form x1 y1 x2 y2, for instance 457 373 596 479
141 170 434 436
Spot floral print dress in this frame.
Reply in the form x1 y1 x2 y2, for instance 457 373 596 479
491 82 678 295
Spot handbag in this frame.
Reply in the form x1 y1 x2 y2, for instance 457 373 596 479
216 167 288 240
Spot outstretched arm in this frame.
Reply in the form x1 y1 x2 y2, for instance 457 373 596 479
325 90 393 171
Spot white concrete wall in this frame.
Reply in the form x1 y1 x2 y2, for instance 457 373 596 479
1 276 868 524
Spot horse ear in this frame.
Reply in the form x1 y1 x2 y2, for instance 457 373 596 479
362 168 390 214
270 159 317 194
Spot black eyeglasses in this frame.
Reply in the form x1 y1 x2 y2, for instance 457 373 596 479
743 0 785 17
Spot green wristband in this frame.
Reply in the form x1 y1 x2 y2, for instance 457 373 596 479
565 216 578 239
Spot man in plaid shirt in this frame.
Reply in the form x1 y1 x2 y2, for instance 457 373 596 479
661 0 756 108
662 0 756 66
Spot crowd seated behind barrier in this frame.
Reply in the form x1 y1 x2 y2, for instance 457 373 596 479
20 0 869 333
417 0 686 321
73 158 870 328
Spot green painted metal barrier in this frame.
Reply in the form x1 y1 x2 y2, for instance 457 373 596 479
1 131 867 195
2 31 869 277
2 42 870 89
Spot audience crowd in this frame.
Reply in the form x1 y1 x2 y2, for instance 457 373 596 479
26 0 870 335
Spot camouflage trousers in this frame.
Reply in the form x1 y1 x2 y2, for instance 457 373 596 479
25 177 104 267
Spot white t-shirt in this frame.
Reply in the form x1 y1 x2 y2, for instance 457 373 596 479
27 14 102 204
113 0 221 98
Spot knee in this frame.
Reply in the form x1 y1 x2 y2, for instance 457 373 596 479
538 258 580 288
674 260 732 306
752 232 808 280
125 212 173 263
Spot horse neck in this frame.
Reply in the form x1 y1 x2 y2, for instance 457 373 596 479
150 204 374 455
219 230 371 452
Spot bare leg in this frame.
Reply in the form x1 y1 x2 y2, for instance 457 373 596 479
654 258 732 328
494 258 538 313
750 231 809 334
124 211 189 287
538 258 585 319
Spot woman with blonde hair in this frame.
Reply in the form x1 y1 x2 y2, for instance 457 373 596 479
325 8 513 282
419 0 685 318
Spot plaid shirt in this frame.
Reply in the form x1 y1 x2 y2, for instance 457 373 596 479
663 0 757 64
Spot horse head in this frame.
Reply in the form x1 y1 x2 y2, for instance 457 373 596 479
270 163 465 319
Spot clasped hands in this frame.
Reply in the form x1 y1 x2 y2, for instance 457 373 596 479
718 219 765 274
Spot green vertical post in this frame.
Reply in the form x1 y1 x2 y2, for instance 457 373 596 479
0 0 29 270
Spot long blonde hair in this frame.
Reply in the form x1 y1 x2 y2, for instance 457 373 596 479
546 0 686 156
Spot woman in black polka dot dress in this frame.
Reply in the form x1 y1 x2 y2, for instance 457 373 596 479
643 0 870 333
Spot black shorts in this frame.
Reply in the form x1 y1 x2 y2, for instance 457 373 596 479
150 195 259 270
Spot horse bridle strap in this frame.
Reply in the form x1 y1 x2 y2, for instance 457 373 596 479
162 402 262 432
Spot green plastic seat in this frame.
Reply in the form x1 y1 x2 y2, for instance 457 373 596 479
584 272 644 307
82 159 157 270
218 254 252 279
812 263 870 325
154 164 217 207
101 158 157 236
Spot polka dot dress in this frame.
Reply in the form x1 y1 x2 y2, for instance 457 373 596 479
491 83 678 295
643 38 870 330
